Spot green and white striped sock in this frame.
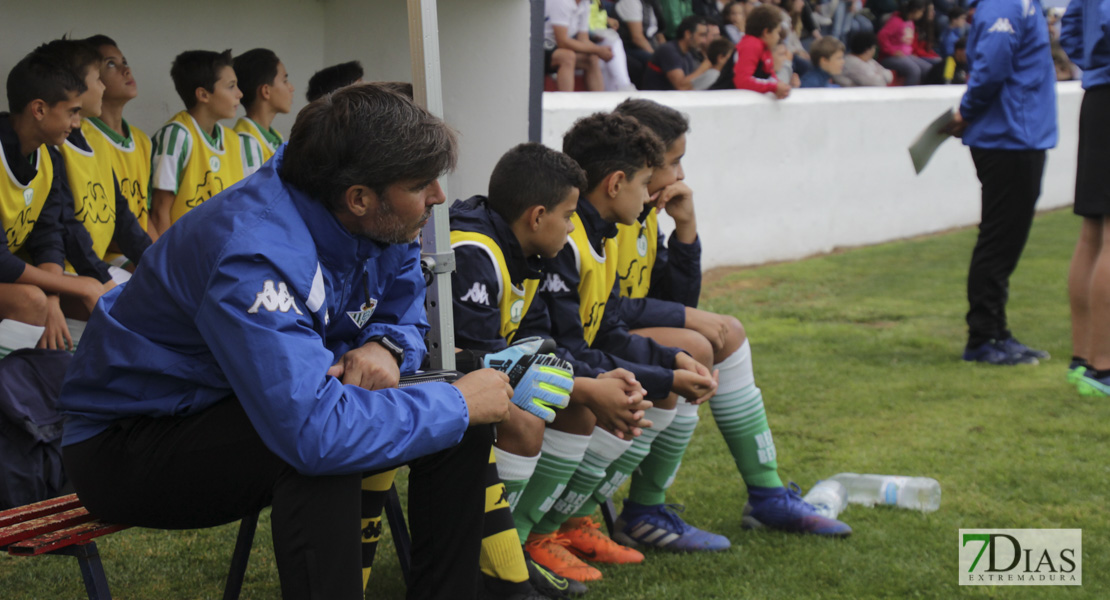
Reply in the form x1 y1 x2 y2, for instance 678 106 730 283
511 429 589 543
628 400 699 505
709 340 783 489
592 406 677 505
534 426 633 532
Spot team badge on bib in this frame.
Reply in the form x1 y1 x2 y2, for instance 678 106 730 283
209 156 221 172
509 299 525 323
636 232 648 257
23 188 34 206
347 298 379 328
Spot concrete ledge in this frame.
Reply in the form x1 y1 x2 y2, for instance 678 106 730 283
543 83 1082 269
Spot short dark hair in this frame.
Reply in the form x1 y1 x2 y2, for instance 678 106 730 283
487 143 587 224
676 15 708 40
746 5 783 36
6 46 87 113
561 112 664 193
900 0 928 17
848 31 877 55
234 48 281 110
810 36 845 67
170 49 234 109
706 38 734 64
280 83 458 212
83 34 119 50
613 98 689 148
36 38 101 82
955 35 968 51
948 6 968 20
306 61 363 102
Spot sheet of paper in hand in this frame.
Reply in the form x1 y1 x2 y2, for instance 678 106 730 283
909 108 955 175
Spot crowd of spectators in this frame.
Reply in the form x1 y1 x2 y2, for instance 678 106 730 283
545 0 1079 95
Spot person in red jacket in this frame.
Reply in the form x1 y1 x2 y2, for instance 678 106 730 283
732 5 792 98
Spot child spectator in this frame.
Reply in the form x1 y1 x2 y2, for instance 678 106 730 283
148 50 263 237
715 5 792 97
1 45 112 340
940 7 969 57
589 0 638 90
773 38 802 86
912 3 942 62
925 34 968 84
833 31 894 86
694 37 737 88
83 36 152 240
233 49 295 163
799 36 846 86
305 60 362 102
722 0 747 43
544 0 611 91
877 0 932 84
641 15 713 90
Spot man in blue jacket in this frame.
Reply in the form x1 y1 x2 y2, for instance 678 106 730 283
58 84 515 600
948 0 1057 365
1061 0 1110 395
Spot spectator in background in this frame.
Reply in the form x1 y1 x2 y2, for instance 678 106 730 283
1052 44 1077 81
616 0 669 86
305 61 362 102
800 36 846 86
878 0 932 84
912 4 943 63
694 37 737 88
545 0 611 91
940 7 969 57
660 0 696 38
924 34 968 83
774 38 804 86
716 4 793 96
641 15 713 89
834 31 894 85
590 0 639 90
722 1 748 43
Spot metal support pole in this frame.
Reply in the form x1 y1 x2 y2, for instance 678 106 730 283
529 0 545 143
408 0 455 370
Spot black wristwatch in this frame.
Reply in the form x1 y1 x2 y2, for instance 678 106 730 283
368 335 405 366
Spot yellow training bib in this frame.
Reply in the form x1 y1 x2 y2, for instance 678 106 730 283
568 213 618 346
88 119 150 231
450 230 539 344
61 123 117 263
233 118 280 163
615 208 658 299
1 144 52 255
167 111 244 224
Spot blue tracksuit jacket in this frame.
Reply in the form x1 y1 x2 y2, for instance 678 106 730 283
1061 0 1110 88
960 0 1058 150
58 146 470 476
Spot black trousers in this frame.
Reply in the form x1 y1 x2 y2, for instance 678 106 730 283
63 397 491 600
966 147 1046 348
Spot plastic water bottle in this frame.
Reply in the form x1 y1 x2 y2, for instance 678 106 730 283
828 473 941 512
802 480 848 519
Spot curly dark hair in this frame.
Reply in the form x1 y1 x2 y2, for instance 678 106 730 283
561 112 665 193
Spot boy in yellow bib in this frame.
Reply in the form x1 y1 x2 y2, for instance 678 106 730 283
233 48 294 163
54 40 149 278
83 35 153 238
148 50 263 237
0 43 113 347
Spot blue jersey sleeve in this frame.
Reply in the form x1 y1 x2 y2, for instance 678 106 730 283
960 0 1022 123
195 253 470 476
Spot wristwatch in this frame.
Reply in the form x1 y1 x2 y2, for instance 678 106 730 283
368 335 405 366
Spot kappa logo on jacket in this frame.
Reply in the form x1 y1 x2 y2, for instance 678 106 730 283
540 273 570 293
460 282 490 305
248 280 303 315
987 18 1015 34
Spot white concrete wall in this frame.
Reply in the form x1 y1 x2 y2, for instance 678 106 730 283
544 83 1083 270
1 0 325 137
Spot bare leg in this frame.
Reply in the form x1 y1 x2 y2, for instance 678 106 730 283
1086 218 1110 369
1068 217 1102 360
0 284 48 325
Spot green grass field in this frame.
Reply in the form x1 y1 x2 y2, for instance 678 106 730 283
2 207 1104 599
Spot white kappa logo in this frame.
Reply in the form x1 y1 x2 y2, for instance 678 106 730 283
23 188 34 207
347 298 379 329
209 156 221 172
540 274 570 293
988 18 1015 34
248 280 303 315
461 282 490 305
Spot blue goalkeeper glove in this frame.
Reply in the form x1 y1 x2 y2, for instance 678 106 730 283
484 337 573 422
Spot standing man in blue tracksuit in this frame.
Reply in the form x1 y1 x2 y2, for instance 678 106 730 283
947 0 1057 365
1061 0 1110 395
58 84 516 600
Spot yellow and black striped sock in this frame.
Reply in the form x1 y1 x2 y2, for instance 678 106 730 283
360 469 398 591
480 448 529 585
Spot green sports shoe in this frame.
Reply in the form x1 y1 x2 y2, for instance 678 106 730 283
1067 359 1090 388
